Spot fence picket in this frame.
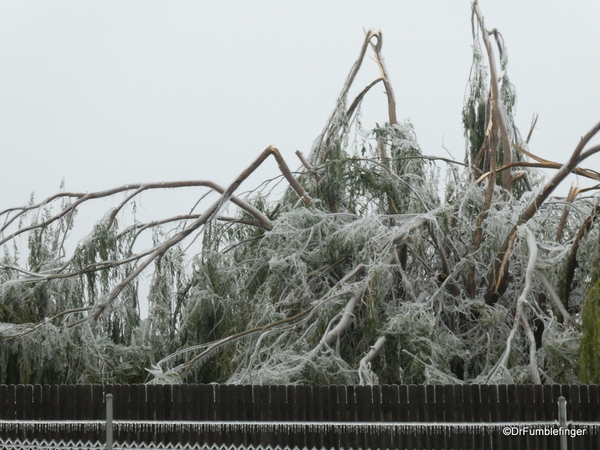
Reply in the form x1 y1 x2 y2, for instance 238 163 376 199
406 385 420 450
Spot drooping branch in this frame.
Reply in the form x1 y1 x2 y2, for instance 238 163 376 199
0 306 93 338
302 217 430 367
521 313 542 385
486 225 540 383
303 283 367 367
177 260 369 380
0 180 274 247
346 78 384 120
106 181 273 231
358 336 387 385
179 305 316 380
93 146 308 320
0 145 309 328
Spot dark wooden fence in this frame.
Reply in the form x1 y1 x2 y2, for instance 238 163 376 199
1 384 599 449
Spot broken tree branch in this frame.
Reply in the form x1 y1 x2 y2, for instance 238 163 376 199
487 121 600 304
562 202 600 310
370 32 397 125
472 0 513 191
555 185 579 242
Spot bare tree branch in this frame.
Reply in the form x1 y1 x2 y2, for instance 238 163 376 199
370 33 397 125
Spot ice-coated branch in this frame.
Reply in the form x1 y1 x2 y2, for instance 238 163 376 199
0 306 93 338
562 202 600 310
106 181 274 231
428 222 460 296
358 336 387 385
179 305 316 380
301 217 431 373
0 180 273 247
304 284 367 366
487 121 600 304
537 270 579 329
178 262 368 379
520 313 541 384
93 146 308 320
487 225 538 383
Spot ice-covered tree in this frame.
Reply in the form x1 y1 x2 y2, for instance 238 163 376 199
1 1 599 385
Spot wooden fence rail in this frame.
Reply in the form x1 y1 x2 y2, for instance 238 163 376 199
1 384 599 449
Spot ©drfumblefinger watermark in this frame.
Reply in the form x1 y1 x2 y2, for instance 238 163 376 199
502 426 587 438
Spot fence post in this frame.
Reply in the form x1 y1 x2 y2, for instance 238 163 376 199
106 393 113 450
557 396 567 450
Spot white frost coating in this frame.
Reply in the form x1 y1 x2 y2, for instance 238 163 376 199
1 419 598 436
358 336 387 385
486 225 540 384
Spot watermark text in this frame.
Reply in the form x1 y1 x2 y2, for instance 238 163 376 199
502 426 586 438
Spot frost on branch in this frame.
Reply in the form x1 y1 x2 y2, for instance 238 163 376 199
1 4 600 385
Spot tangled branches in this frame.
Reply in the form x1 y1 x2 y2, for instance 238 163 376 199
1 3 600 386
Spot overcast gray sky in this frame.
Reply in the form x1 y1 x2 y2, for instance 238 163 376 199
2 1 599 215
